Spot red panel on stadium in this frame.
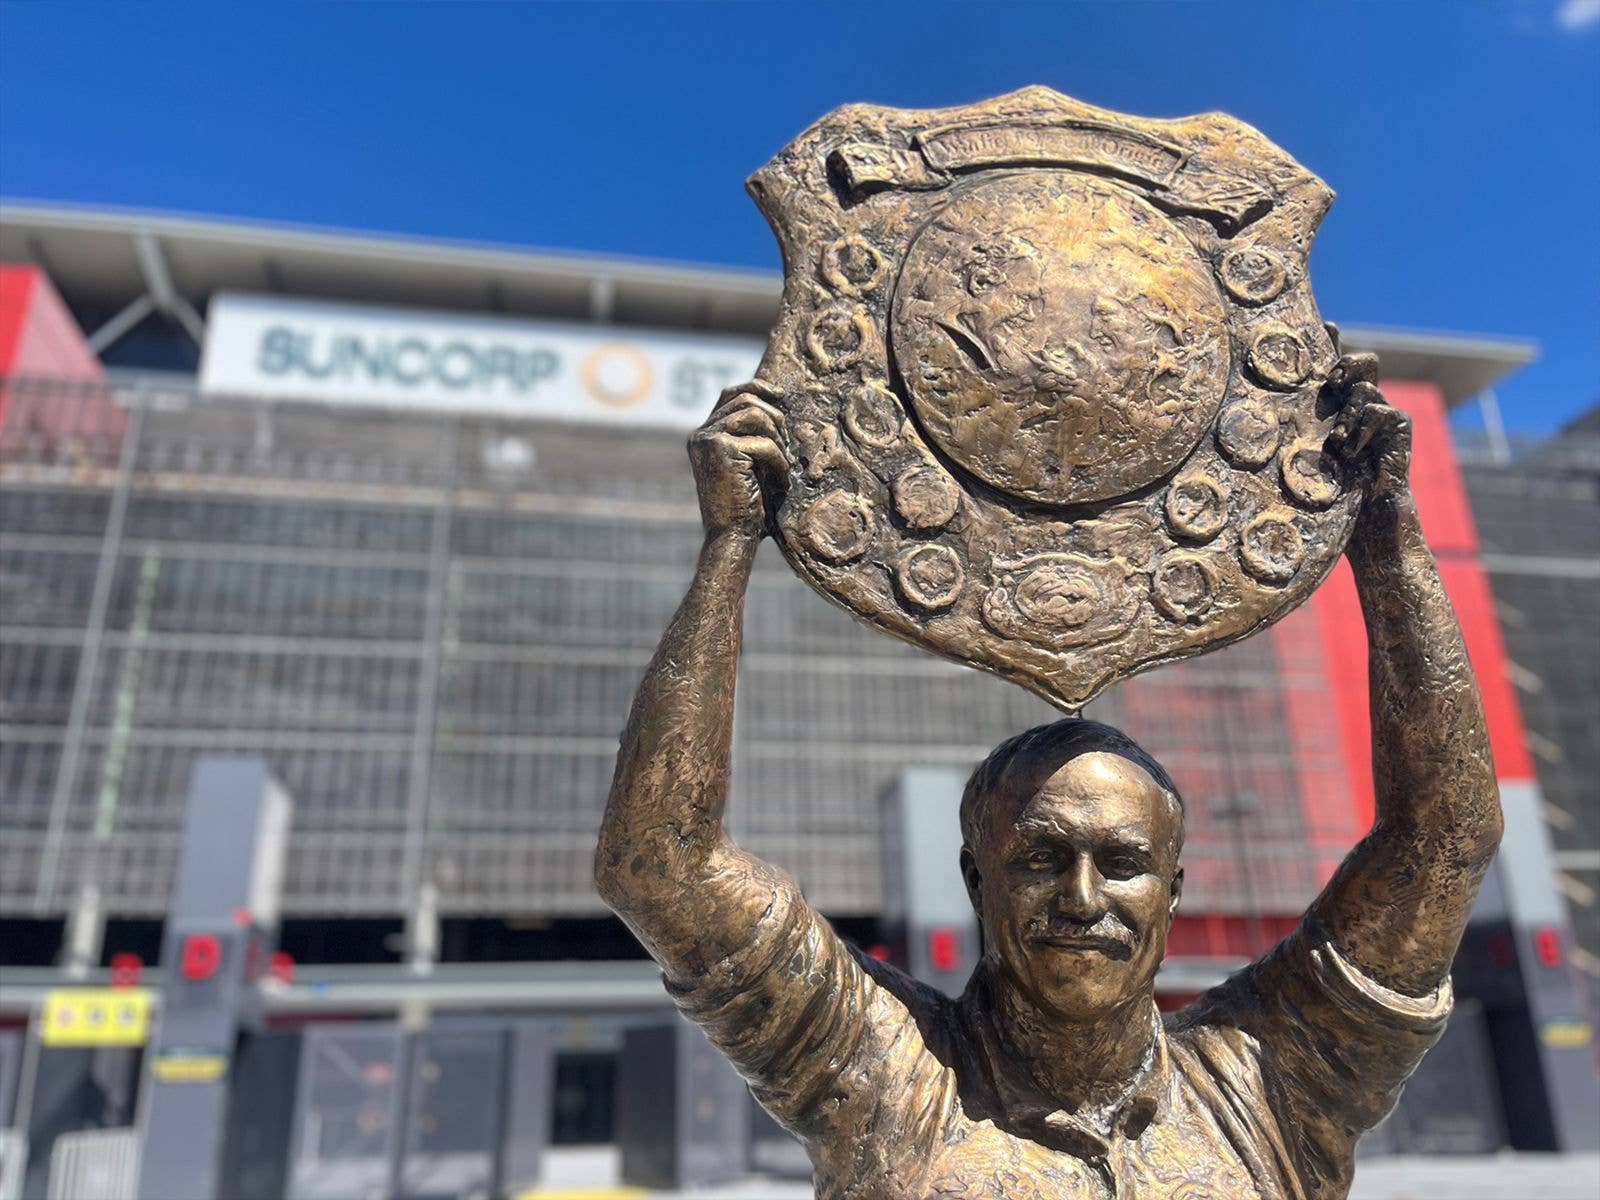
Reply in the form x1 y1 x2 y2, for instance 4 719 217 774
0 263 117 446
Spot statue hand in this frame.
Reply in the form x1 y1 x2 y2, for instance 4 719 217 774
689 390 790 540
1323 353 1413 551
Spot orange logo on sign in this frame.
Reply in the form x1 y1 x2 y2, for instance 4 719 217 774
581 343 654 408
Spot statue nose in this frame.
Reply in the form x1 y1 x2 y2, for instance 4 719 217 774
1056 856 1108 922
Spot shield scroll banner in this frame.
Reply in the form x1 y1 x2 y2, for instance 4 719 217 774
742 88 1360 711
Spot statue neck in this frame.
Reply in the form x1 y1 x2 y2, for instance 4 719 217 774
987 963 1158 1114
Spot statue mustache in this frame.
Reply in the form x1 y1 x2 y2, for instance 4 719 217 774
1024 914 1136 960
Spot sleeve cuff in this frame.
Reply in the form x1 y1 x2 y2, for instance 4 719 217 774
1304 929 1454 1033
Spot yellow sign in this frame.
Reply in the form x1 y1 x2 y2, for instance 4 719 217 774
40 988 151 1047
1541 1020 1593 1049
151 1051 230 1084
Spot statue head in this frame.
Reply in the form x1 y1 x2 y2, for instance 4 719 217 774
959 719 1184 1022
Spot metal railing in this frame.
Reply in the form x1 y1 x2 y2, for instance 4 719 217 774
0 1130 25 1200
46 1129 139 1200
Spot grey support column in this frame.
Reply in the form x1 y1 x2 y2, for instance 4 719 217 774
881 767 979 996
136 756 290 1200
1491 781 1600 1151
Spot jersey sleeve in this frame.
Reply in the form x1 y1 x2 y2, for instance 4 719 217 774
661 874 959 1184
1182 917 1453 1197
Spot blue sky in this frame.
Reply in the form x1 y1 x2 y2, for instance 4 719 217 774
2 0 1596 433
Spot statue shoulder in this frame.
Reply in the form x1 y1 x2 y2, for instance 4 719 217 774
850 945 965 1063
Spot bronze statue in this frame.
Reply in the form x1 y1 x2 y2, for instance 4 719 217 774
595 90 1501 1198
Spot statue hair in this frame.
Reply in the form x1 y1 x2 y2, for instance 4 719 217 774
959 718 1184 858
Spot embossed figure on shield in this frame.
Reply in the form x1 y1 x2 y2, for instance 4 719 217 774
596 88 1504 1200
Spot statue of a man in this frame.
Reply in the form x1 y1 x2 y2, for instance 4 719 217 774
594 362 1502 1199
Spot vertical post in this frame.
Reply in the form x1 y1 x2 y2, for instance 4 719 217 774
881 767 979 996
36 404 145 914
136 756 290 1200
397 421 458 917
1478 389 1512 466
589 275 617 324
61 884 102 981
1492 781 1600 1151
401 881 440 1031
8 1007 43 1187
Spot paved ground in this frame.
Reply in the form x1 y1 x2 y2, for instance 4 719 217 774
521 1148 1600 1199
1348 1154 1600 1199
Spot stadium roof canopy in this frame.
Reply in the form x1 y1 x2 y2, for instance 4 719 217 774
1 200 1536 407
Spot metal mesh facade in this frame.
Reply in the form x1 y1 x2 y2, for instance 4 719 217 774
2 377 1346 922
1461 415 1600 980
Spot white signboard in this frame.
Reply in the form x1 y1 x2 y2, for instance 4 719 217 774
199 292 764 429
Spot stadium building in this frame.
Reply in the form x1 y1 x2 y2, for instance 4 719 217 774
0 203 1595 1193
1459 409 1600 988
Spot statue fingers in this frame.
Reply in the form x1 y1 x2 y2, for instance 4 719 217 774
719 403 785 444
1351 399 1410 462
709 386 787 427
720 433 791 478
1327 351 1381 397
1327 381 1387 455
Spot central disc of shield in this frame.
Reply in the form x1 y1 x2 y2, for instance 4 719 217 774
891 171 1232 506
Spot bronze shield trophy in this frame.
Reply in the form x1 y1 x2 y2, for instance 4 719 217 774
741 87 1359 709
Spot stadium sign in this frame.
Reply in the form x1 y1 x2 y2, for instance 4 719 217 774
41 987 152 1047
199 293 764 428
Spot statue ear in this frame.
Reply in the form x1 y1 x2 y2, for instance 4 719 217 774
960 845 984 915
1168 867 1184 925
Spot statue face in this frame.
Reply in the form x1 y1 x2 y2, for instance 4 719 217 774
967 751 1183 1022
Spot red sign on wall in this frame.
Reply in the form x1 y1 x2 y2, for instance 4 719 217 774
108 952 143 988
179 933 222 981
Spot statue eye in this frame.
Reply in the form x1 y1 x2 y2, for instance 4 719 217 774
1025 849 1057 870
1100 854 1143 880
